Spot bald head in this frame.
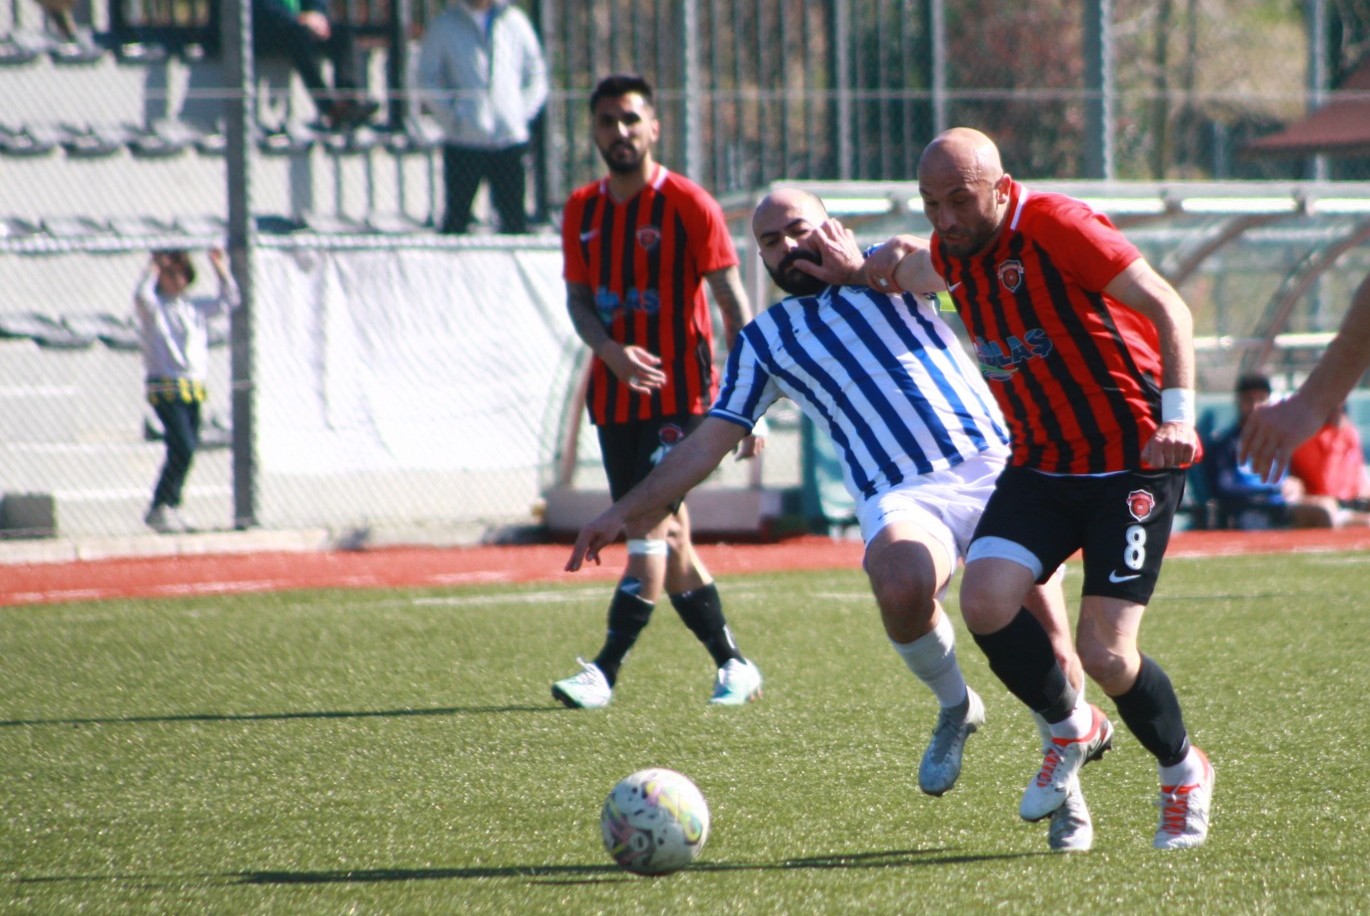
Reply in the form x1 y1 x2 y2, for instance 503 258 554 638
752 188 828 240
917 128 1011 257
918 127 1004 187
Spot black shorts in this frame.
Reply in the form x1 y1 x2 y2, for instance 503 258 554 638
970 465 1187 604
596 415 703 506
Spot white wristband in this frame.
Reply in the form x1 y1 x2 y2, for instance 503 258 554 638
1161 388 1196 425
750 416 769 438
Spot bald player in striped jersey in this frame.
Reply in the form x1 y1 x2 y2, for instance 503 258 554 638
826 127 1213 851
568 189 1092 850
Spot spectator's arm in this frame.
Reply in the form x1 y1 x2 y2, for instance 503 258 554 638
253 0 306 25
133 258 160 318
209 248 241 315
415 24 462 138
520 20 549 123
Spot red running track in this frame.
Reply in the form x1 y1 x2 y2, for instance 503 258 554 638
2 528 1369 607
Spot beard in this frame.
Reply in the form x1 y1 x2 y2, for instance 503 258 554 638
938 222 998 258
599 141 644 174
767 249 829 297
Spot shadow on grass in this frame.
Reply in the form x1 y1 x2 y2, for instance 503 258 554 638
13 848 1050 892
235 848 1044 885
0 705 557 728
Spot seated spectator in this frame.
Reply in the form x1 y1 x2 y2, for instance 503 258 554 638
35 0 78 43
1206 373 1291 530
1286 401 1370 528
251 0 379 130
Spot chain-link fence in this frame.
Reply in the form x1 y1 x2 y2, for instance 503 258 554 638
4 0 1370 543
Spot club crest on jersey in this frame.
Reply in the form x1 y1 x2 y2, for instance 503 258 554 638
1126 489 1156 522
997 259 1024 292
636 225 662 250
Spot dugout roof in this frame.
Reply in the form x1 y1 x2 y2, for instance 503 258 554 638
1244 58 1370 159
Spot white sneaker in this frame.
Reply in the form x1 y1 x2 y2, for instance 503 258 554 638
1048 778 1094 851
552 658 612 709
709 658 762 706
144 505 182 534
1154 747 1215 849
918 687 985 796
168 507 196 533
1020 704 1114 822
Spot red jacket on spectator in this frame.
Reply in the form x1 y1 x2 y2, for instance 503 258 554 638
1290 411 1369 501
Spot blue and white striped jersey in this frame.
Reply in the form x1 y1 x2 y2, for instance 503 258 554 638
711 286 1010 501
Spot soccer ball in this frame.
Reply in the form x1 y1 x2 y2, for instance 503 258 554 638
601 768 710 876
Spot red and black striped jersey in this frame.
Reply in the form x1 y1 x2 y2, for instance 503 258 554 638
562 164 738 426
931 181 1168 475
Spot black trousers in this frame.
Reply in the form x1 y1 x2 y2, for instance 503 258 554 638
253 15 362 110
440 144 530 234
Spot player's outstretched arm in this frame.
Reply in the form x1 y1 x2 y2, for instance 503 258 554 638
703 266 765 460
1241 273 1370 482
796 229 944 295
1105 259 1201 469
565 417 749 571
703 265 754 351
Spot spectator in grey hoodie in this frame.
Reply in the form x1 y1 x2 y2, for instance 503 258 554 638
418 0 548 234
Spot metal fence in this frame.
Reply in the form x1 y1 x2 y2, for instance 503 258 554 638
33 0 1370 199
4 0 1370 545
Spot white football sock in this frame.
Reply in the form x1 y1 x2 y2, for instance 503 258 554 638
1158 746 1206 787
890 610 967 709
1049 688 1094 741
1034 678 1086 748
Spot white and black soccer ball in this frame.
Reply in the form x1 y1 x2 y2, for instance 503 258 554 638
601 768 710 875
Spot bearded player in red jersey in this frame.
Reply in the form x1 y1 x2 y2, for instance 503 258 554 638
552 74 764 710
806 127 1213 851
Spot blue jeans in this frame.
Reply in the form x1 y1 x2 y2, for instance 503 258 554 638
152 399 201 509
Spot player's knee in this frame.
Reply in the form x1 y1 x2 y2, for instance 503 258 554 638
957 577 1008 632
661 516 688 550
868 564 935 621
1079 643 1133 692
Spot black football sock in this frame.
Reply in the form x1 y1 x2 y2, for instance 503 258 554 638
972 607 1078 723
1111 654 1190 766
593 580 655 687
670 582 743 668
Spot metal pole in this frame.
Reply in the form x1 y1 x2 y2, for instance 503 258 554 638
1083 0 1115 179
387 0 412 129
930 0 946 135
681 0 702 180
833 0 852 180
222 0 258 530
1307 0 1329 181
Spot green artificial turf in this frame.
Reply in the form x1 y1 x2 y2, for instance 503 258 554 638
1 552 1367 913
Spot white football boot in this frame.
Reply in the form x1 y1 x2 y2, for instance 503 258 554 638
552 658 612 709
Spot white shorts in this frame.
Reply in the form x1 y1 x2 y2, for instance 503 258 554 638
856 451 1008 570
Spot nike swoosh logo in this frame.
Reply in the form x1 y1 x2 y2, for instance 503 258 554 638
1108 570 1142 583
947 282 963 293
580 229 599 242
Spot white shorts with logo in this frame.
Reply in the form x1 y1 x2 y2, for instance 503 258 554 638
855 451 1008 570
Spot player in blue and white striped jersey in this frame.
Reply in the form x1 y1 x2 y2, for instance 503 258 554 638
713 247 1007 507
567 190 1088 845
